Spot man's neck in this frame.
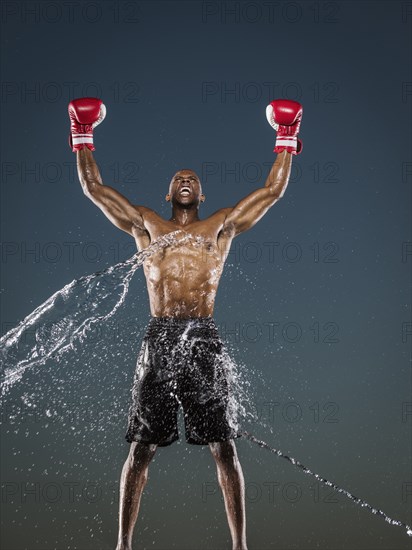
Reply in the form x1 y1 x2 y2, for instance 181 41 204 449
169 206 200 226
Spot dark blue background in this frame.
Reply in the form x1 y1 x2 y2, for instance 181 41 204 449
1 1 411 549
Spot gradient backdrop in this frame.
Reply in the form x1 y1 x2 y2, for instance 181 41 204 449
1 1 411 549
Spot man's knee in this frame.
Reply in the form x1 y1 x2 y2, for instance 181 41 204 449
129 440 157 467
209 439 238 465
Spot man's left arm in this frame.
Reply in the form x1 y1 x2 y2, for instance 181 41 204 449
222 98 303 237
221 150 293 236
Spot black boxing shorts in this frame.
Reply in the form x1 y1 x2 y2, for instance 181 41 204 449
125 316 242 447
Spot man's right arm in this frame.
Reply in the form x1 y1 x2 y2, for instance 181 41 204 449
78 148 146 237
68 97 147 237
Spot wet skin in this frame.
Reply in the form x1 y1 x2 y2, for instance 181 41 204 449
76 146 294 550
77 148 292 318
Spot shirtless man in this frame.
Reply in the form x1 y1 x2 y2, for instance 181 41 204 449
68 97 303 550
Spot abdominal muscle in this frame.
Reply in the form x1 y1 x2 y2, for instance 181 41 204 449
142 240 224 318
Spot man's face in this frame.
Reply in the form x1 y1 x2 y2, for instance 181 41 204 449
166 170 205 207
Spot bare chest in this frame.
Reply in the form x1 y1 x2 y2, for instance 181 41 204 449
143 234 223 281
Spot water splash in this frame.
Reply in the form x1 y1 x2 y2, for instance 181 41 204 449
0 230 206 398
1 229 410 543
241 430 412 538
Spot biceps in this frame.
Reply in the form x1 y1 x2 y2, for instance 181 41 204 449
226 193 280 235
86 185 144 234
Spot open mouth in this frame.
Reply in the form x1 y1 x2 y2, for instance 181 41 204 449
180 186 191 196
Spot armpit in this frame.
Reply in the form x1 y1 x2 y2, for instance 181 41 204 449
133 205 157 228
218 218 236 241
221 208 236 234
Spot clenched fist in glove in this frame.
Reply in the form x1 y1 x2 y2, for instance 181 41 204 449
266 99 303 155
68 97 106 152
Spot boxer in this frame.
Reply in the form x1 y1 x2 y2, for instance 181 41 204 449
68 97 303 550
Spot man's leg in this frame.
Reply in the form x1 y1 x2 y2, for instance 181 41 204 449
116 441 157 550
209 439 247 550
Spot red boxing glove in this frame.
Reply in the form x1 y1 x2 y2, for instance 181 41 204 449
266 99 303 155
68 97 106 152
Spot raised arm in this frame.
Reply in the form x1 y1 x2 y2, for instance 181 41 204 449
77 148 145 236
221 99 303 237
222 150 292 236
68 97 146 237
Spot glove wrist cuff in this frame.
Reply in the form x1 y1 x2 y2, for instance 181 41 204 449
69 133 95 153
274 137 302 155
275 136 297 148
72 133 93 146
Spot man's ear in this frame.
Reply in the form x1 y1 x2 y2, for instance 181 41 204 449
165 194 170 202
200 194 205 202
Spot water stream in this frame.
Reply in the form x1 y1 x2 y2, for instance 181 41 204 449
1 230 411 541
